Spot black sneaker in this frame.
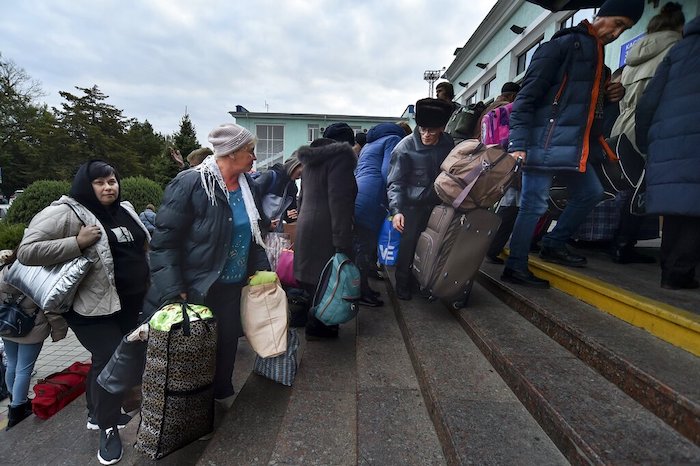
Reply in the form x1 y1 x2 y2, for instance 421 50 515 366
539 246 587 267
358 294 384 307
501 267 550 289
88 413 132 430
98 427 123 465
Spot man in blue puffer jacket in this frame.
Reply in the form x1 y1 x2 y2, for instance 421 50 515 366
354 122 410 306
502 0 644 288
636 15 700 290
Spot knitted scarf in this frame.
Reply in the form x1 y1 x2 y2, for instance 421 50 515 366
197 155 266 248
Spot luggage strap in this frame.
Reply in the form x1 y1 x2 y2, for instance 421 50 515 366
451 145 511 209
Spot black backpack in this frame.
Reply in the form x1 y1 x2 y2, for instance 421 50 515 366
445 101 487 140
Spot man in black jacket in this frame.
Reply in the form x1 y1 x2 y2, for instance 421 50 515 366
387 98 454 300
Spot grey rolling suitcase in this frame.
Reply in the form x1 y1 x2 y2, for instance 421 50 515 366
413 205 501 308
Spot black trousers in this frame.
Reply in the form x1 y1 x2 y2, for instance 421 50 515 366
204 281 243 400
660 215 700 284
354 224 379 296
613 195 645 246
64 292 143 430
394 206 432 288
487 205 519 258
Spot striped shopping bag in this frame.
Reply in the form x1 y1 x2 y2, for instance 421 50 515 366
253 329 299 386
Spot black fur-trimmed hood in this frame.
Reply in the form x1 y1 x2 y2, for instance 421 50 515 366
296 142 357 168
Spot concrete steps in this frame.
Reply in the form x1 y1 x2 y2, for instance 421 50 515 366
523 249 700 357
199 286 445 465
385 281 568 465
478 261 700 445
453 281 700 464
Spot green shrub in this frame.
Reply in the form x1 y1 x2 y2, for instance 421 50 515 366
5 180 71 225
0 222 26 251
120 176 163 213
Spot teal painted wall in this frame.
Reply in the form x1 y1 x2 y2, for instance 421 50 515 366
449 0 699 105
231 114 398 169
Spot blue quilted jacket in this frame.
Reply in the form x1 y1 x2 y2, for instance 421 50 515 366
354 123 407 231
636 17 700 216
509 21 611 172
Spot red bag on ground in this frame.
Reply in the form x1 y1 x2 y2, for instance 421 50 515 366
32 361 91 420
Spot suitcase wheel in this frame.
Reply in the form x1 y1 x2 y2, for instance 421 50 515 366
447 281 473 310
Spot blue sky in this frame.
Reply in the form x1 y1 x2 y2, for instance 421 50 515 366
1 0 496 144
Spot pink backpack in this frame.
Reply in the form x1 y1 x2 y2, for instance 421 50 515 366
481 102 513 149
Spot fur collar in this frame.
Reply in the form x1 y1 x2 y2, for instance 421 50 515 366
297 142 357 168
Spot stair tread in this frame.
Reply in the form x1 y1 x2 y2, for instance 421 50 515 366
355 289 446 465
459 283 700 463
390 279 569 465
553 247 700 317
481 262 700 402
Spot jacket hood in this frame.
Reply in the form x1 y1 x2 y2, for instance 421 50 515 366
366 123 407 143
685 15 700 37
297 141 357 168
626 30 682 66
69 160 122 221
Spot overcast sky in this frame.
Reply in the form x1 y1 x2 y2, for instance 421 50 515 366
1 0 497 145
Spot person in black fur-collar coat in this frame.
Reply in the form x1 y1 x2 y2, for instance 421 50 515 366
294 138 357 339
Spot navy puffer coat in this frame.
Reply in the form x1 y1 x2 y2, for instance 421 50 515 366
636 17 700 217
354 123 407 231
509 21 609 172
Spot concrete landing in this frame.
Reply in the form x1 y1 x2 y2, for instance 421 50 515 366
505 247 700 356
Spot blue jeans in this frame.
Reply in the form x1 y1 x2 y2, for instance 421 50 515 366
506 162 603 273
2 339 44 406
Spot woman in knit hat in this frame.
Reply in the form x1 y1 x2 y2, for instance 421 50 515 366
253 153 302 232
146 123 270 412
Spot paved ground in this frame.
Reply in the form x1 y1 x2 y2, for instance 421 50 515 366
0 329 91 429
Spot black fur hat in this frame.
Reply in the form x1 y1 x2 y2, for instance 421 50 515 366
415 98 453 127
323 122 356 146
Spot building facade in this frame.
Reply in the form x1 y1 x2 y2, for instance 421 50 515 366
230 107 407 169
444 0 700 106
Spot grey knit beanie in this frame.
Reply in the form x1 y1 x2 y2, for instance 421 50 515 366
208 123 254 157
283 154 302 177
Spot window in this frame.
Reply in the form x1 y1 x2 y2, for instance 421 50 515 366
350 125 362 134
560 8 598 29
483 76 496 99
307 124 320 142
256 124 284 169
517 39 542 75
466 93 477 105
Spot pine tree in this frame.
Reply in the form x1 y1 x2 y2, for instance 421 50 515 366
172 113 200 159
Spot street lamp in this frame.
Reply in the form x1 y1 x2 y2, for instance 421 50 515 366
423 69 444 97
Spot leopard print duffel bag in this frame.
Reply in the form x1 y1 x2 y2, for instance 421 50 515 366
135 302 217 459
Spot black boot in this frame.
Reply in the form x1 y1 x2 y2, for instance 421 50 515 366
610 243 655 264
6 400 32 430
